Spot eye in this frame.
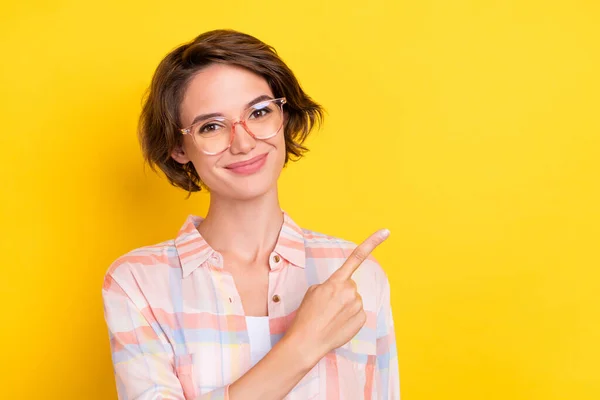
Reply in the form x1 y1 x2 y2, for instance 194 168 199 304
198 122 225 134
249 107 272 120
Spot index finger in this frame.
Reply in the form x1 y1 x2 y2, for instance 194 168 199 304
328 229 390 282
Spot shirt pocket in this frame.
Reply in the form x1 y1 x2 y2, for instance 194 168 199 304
176 345 230 397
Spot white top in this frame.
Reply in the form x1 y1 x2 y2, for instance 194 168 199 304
245 316 272 367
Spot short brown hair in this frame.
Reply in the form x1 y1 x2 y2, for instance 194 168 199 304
138 29 324 195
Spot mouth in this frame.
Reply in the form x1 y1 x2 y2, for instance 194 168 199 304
224 153 269 175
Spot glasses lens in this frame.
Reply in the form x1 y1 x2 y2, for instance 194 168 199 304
243 100 284 139
192 118 232 154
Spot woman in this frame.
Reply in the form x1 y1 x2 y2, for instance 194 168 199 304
102 29 399 400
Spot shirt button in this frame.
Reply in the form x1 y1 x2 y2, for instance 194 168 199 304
273 254 281 263
272 294 281 303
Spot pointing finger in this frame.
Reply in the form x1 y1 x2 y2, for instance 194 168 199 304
328 229 390 282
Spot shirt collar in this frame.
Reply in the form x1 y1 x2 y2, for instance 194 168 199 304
174 211 306 278
174 214 214 278
275 211 306 269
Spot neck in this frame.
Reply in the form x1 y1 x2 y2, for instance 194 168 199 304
198 186 284 263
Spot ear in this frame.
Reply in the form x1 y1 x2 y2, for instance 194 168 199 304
171 142 191 164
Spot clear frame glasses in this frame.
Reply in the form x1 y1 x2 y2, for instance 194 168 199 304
180 97 287 155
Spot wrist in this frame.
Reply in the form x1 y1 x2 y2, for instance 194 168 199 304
279 332 323 372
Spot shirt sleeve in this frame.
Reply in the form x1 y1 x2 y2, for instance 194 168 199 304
375 273 401 399
102 272 230 400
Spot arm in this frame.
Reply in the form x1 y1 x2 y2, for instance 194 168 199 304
103 231 388 399
227 335 316 399
376 275 400 399
102 273 192 399
103 273 317 400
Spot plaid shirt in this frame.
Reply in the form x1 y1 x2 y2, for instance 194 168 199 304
102 212 400 399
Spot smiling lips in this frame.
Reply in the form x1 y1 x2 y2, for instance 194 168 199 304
224 153 269 175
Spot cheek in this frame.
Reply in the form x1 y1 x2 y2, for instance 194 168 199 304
190 154 217 182
276 133 287 155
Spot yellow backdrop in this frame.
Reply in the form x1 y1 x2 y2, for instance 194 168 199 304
1 0 598 399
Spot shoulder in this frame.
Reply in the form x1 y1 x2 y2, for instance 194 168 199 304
103 239 178 293
302 228 389 301
302 228 356 255
302 227 385 271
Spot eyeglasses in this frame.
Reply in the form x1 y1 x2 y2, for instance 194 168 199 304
180 97 287 155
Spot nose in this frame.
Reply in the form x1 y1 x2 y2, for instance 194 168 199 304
229 121 256 155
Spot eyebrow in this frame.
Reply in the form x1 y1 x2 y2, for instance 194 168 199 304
188 95 274 126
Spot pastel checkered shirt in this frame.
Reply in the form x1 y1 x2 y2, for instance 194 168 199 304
102 212 400 399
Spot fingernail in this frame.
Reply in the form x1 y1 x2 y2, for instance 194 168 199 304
381 229 390 238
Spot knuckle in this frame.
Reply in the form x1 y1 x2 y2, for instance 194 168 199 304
343 280 356 292
323 282 336 296
351 249 368 263
351 298 363 314
336 288 350 304
356 292 363 305
343 286 358 303
359 310 367 324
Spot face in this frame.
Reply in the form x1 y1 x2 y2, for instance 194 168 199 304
172 64 286 201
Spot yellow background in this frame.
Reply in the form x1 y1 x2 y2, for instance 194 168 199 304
1 0 598 398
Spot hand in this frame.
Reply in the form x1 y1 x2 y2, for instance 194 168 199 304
285 229 390 366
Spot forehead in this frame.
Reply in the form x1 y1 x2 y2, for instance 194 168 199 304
180 64 273 125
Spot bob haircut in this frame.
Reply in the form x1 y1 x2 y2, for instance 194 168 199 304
138 29 324 195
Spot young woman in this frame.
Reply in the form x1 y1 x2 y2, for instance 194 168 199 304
102 29 399 400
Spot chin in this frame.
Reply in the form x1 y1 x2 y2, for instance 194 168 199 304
206 168 279 201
